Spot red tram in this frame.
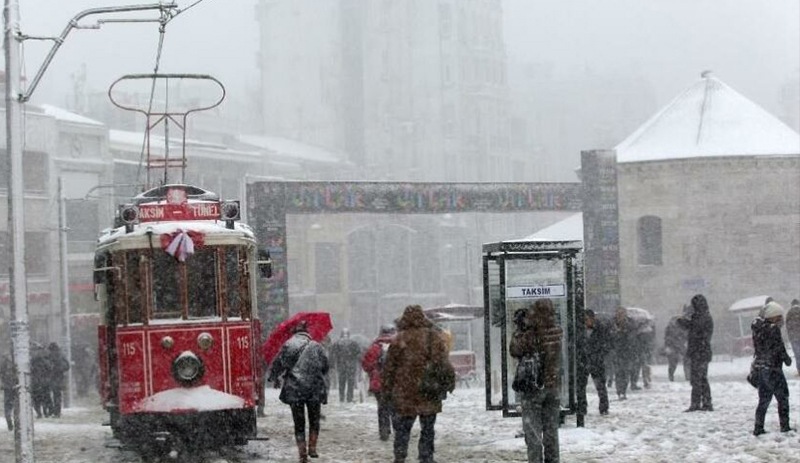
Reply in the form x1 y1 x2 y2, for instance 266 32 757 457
94 184 271 448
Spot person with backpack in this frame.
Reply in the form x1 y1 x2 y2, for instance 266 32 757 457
362 323 397 441
269 321 330 463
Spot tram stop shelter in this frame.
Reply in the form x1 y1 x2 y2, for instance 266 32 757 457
481 221 585 425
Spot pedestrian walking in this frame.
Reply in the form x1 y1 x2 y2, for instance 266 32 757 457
785 299 800 376
663 315 689 382
1 353 17 431
612 307 636 400
46 342 69 418
330 328 362 403
510 299 563 463
751 301 792 435
579 310 612 415
269 321 330 463
677 294 714 412
382 304 453 463
30 343 53 418
362 323 397 441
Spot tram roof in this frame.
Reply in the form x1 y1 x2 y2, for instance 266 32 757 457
97 220 255 249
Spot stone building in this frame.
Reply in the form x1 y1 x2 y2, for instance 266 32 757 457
614 73 800 349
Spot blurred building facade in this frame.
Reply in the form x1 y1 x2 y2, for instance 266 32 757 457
256 0 518 182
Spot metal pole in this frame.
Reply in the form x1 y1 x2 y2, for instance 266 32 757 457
58 178 73 408
4 0 36 460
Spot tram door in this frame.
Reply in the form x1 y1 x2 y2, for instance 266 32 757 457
482 241 583 419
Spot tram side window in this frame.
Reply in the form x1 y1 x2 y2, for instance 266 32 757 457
187 248 218 318
152 251 181 318
222 246 250 318
125 252 144 324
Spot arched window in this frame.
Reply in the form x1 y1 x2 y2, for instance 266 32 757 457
637 216 662 266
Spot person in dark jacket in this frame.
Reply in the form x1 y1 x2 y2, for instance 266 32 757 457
382 305 453 463
612 307 635 400
510 299 563 463
664 315 689 382
46 342 69 418
269 322 329 463
785 299 800 376
330 328 362 403
677 294 714 412
578 310 612 415
362 323 397 441
751 301 792 435
1 353 17 431
30 343 53 418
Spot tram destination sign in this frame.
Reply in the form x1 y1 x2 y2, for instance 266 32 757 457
138 202 221 222
506 284 566 300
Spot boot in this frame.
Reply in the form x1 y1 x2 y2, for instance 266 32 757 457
308 432 319 458
296 439 308 463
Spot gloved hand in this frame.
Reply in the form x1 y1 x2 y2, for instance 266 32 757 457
786 356 793 367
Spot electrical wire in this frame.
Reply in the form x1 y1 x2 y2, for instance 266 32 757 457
172 0 210 20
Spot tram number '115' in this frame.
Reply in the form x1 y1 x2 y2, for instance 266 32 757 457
236 336 249 350
122 342 137 357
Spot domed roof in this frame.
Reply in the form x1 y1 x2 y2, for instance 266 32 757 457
615 72 800 163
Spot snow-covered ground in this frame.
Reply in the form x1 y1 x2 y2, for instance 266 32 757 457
2 356 799 462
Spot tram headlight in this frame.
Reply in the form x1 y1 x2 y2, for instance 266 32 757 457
172 351 204 386
197 332 214 351
161 336 174 349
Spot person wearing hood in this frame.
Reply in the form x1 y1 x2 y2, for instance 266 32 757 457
784 299 800 376
751 301 792 435
46 342 69 418
677 294 714 412
30 342 53 418
578 309 612 416
362 323 397 441
269 321 330 463
612 307 635 400
382 304 453 463
510 299 563 463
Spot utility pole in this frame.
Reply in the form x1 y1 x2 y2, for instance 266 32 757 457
3 3 177 462
4 0 35 460
58 178 73 408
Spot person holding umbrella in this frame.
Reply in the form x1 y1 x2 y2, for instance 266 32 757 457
268 320 330 463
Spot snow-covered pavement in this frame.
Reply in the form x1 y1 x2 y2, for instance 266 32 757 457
2 356 799 462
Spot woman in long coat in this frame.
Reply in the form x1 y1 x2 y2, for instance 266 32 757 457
510 299 563 463
382 305 453 463
677 294 714 411
269 322 329 463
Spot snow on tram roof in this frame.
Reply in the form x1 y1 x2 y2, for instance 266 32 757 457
97 219 254 246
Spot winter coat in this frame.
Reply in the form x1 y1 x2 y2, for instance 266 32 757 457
664 316 688 356
612 315 637 361
751 318 792 370
47 345 70 384
30 347 53 391
584 314 614 371
677 294 714 363
785 304 800 342
509 299 563 391
382 305 450 417
1 355 16 391
331 337 362 371
361 334 394 393
269 332 329 405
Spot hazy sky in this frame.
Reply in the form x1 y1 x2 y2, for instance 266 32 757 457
12 0 800 126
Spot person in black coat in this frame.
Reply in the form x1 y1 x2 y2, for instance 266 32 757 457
677 294 714 412
1 353 17 431
269 322 330 463
578 310 613 415
612 307 636 400
46 342 70 418
30 343 53 418
330 328 362 403
751 301 792 435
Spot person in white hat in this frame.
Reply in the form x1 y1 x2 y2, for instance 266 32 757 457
751 301 792 436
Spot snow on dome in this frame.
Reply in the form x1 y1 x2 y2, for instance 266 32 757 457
519 213 583 242
615 73 800 163
135 385 246 413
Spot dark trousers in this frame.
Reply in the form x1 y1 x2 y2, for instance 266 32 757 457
614 355 630 397
577 366 608 414
392 413 437 462
338 367 356 403
290 402 322 442
32 385 52 418
791 341 800 375
49 383 63 418
754 368 790 431
375 392 394 439
3 388 16 430
521 388 560 463
689 359 711 409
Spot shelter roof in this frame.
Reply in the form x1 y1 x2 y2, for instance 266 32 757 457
521 213 583 242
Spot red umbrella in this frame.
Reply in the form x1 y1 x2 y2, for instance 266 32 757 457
260 312 333 365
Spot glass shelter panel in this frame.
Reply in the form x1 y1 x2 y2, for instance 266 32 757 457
504 258 571 412
484 258 504 410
